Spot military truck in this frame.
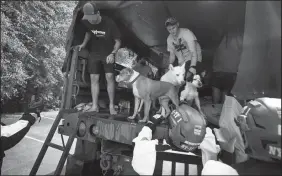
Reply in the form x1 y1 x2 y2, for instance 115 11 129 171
30 1 281 175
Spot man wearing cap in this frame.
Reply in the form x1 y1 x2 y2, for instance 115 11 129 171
78 2 121 114
165 17 202 80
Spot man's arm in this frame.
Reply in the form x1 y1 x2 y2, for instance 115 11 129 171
169 51 176 65
167 38 176 65
1 113 36 151
110 18 122 54
79 32 91 49
182 29 198 67
106 19 122 64
187 40 198 67
111 39 121 54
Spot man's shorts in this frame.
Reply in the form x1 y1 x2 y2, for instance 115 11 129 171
87 54 114 74
211 72 237 92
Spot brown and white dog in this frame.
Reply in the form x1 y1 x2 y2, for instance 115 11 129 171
180 72 206 117
116 67 180 123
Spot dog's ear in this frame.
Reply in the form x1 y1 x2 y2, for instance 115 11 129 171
193 75 201 80
181 62 186 70
127 68 135 75
169 64 174 70
200 70 206 78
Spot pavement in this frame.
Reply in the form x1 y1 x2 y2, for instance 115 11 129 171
1 111 77 175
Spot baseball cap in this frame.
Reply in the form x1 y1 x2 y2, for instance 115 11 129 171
165 17 178 27
82 2 99 21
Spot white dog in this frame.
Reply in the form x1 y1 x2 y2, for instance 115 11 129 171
157 63 186 117
180 73 206 117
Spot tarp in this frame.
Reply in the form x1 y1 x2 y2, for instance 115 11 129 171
68 1 234 47
64 1 280 100
64 1 244 69
232 1 281 99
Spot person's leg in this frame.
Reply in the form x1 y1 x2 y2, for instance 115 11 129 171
103 61 117 115
88 74 100 112
212 87 222 104
87 58 102 112
211 72 223 104
222 72 237 103
221 90 228 103
0 157 3 174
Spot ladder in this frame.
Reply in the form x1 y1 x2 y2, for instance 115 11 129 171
29 47 80 176
29 111 79 176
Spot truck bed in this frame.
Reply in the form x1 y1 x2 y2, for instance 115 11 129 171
59 109 169 146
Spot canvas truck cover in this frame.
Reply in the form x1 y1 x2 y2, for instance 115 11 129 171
63 1 280 100
232 1 281 99
63 1 244 69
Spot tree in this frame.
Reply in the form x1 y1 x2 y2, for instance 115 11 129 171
1 1 77 110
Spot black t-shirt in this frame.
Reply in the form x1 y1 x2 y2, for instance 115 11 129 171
81 16 121 59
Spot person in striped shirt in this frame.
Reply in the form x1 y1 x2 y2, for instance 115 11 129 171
0 96 43 174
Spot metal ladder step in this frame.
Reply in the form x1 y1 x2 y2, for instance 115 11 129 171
47 142 65 152
29 111 79 176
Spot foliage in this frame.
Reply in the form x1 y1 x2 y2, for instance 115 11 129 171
1 1 77 109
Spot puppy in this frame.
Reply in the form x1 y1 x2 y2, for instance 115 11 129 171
180 73 206 117
116 67 179 123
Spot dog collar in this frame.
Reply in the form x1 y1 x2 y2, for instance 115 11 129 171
125 70 141 87
128 74 141 85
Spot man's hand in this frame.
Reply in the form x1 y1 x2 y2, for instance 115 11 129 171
189 67 196 75
106 53 115 64
78 44 85 51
